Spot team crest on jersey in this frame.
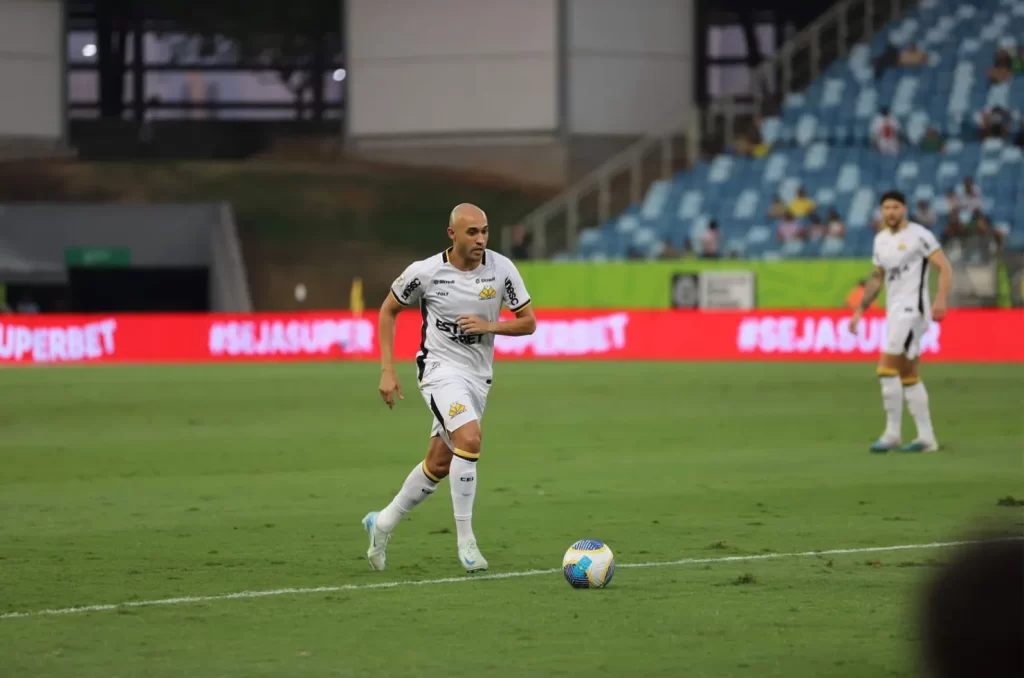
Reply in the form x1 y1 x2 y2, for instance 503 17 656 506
449 402 467 418
897 243 907 250
478 286 497 300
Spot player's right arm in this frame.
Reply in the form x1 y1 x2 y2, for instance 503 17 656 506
378 262 427 409
848 247 885 333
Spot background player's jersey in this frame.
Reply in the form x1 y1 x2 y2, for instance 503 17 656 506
390 248 531 382
872 222 941 321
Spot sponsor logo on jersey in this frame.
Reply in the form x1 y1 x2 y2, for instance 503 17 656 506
395 274 405 286
503 278 519 306
433 279 455 284
434 291 449 297
449 402 466 418
475 276 495 284
400 278 421 300
479 286 497 300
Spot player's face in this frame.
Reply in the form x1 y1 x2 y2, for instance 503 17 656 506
451 221 489 263
881 199 906 230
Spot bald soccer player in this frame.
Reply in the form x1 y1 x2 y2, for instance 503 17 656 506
363 204 537 573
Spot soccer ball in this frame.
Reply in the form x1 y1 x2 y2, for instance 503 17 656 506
562 539 615 589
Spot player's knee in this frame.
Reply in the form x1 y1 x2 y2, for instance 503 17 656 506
452 423 482 456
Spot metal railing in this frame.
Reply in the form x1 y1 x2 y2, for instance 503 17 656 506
512 0 916 259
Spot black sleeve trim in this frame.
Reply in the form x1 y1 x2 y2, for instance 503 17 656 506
390 289 411 306
509 298 532 313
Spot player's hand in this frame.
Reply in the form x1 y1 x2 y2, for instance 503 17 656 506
847 311 863 334
932 299 947 321
379 368 403 409
456 315 493 335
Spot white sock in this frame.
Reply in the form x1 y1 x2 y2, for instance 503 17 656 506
904 381 935 442
376 462 438 533
450 452 478 545
879 375 903 439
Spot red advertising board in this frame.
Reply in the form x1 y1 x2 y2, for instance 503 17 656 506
0 309 1021 365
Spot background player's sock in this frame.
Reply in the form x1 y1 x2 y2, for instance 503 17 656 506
376 462 438 533
903 380 935 442
879 373 903 439
450 452 478 545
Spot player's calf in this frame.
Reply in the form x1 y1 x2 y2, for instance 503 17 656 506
900 367 938 452
872 358 904 452
450 421 487 572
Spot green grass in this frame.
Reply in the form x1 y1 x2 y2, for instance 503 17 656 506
1 362 1022 677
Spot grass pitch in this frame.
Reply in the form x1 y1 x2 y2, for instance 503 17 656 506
1 362 1021 677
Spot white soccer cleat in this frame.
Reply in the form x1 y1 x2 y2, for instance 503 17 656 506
362 511 391 572
458 541 488 573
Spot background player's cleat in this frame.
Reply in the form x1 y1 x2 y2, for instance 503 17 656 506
900 440 939 453
458 541 488 573
362 511 390 572
870 437 901 453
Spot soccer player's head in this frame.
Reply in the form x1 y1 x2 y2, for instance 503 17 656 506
879 190 907 231
448 203 489 265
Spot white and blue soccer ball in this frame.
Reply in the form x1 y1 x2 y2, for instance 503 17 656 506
562 539 615 589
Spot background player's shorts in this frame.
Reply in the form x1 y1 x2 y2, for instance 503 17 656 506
418 369 491 449
884 311 930 359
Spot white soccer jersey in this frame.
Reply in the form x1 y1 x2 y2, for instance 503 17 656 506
872 222 941 321
390 248 531 382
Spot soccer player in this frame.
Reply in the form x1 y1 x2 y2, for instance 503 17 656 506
363 203 536 573
849 190 953 453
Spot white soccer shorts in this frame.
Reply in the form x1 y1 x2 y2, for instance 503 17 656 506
884 310 930 360
419 370 491 449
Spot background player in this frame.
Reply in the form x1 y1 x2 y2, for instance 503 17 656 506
363 203 536 573
849 191 953 453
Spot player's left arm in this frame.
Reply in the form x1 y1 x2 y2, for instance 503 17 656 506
928 247 953 321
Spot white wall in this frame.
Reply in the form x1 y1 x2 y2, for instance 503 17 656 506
568 0 694 135
347 0 558 137
0 0 62 138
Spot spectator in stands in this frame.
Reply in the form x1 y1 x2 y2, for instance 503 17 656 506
914 200 938 229
701 221 720 258
734 119 767 158
776 211 803 243
920 126 945 153
957 176 984 213
944 189 958 216
627 247 642 260
987 47 1013 84
509 224 533 260
978 106 1012 139
968 210 1003 248
767 195 787 219
826 209 846 240
870 107 900 155
1014 47 1024 74
806 213 827 241
659 238 680 259
1016 113 1024 147
788 187 816 219
898 42 929 67
941 211 966 244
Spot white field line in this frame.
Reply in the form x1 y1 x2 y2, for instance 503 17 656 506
2 538 1018 621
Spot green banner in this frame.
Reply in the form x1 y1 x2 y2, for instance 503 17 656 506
64 247 131 268
517 259 878 309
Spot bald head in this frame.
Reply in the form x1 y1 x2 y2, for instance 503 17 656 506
450 203 487 230
446 203 489 269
